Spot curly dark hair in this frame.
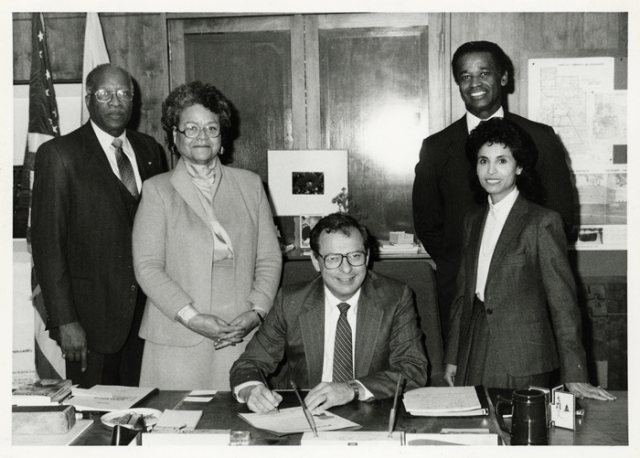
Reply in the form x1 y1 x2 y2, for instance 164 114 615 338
452 41 510 85
161 81 232 151
310 213 370 257
465 118 543 204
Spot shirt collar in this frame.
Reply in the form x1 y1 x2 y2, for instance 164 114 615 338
323 286 361 311
466 106 505 134
488 187 519 221
90 120 129 152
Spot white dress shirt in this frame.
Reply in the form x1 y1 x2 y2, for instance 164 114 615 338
235 286 372 402
466 106 505 134
91 120 142 192
475 187 519 301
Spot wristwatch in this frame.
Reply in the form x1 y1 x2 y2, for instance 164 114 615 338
346 380 360 401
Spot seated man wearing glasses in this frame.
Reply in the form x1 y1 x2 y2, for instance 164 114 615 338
230 213 428 413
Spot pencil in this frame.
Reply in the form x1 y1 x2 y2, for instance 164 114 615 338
291 381 318 437
258 368 279 413
388 376 403 438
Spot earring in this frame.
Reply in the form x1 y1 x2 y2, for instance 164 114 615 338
220 146 224 155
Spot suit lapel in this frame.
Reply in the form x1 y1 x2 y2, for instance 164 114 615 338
466 208 487 304
128 130 152 181
299 279 326 385
354 277 384 378
170 159 211 226
79 123 132 225
487 195 529 282
446 116 469 170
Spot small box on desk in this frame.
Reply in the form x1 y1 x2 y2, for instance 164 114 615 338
12 405 76 435
389 232 414 245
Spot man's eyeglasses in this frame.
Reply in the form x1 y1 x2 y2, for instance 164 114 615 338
317 251 367 270
175 123 222 139
90 89 134 103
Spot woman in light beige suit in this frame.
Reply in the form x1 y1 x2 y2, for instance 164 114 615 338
132 82 282 390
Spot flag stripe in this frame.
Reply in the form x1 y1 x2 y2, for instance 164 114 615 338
23 13 65 381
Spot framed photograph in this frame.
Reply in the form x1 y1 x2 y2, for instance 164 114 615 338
267 150 348 216
298 215 323 250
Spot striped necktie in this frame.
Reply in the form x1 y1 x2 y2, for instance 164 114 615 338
333 302 354 383
112 138 139 198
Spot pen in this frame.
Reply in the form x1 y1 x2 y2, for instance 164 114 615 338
291 381 318 437
258 368 279 413
388 376 403 438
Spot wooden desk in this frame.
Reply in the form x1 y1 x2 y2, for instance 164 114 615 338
70 389 627 446
488 389 628 446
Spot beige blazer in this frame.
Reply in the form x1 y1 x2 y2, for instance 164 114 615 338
133 159 282 346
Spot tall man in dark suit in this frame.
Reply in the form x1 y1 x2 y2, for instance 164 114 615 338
230 213 428 413
31 63 167 387
412 41 574 346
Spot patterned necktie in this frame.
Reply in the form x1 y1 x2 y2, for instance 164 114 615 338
333 302 354 383
112 138 139 198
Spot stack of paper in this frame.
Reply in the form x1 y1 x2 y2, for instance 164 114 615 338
12 379 72 406
377 241 420 254
62 385 158 412
153 409 203 433
403 387 487 416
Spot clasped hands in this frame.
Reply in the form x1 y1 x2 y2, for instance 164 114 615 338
240 381 356 414
187 310 262 350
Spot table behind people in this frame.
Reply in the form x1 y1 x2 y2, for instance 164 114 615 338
31 63 168 387
230 213 428 413
412 40 574 343
132 81 282 391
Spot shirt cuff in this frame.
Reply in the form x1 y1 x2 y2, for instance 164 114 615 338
175 304 199 325
233 381 263 403
355 380 374 401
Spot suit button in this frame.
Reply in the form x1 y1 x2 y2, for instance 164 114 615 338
131 285 136 291
486 308 493 315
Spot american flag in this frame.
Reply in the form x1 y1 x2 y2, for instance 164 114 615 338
24 13 65 380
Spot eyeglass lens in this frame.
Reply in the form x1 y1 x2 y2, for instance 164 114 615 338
94 89 133 102
322 252 366 269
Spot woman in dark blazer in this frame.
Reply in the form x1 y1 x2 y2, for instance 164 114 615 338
444 118 614 401
132 82 282 390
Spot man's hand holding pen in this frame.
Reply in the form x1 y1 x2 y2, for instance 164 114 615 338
239 384 282 413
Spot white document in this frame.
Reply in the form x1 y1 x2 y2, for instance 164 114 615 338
154 409 203 432
238 406 361 436
63 385 158 412
403 386 482 414
405 433 499 446
301 431 404 446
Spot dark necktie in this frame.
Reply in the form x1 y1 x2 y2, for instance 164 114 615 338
333 302 354 383
112 138 139 198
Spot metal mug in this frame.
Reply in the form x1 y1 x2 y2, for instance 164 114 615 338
496 389 548 445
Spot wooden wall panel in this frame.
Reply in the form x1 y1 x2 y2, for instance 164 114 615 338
186 31 293 183
319 27 429 239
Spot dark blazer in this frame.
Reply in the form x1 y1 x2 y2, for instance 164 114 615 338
230 271 428 399
444 195 588 383
412 112 574 271
31 122 167 354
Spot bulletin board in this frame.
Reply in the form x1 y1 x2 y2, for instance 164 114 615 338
520 52 627 251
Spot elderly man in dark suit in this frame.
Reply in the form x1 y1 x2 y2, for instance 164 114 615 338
412 41 574 349
230 213 428 413
31 63 167 387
